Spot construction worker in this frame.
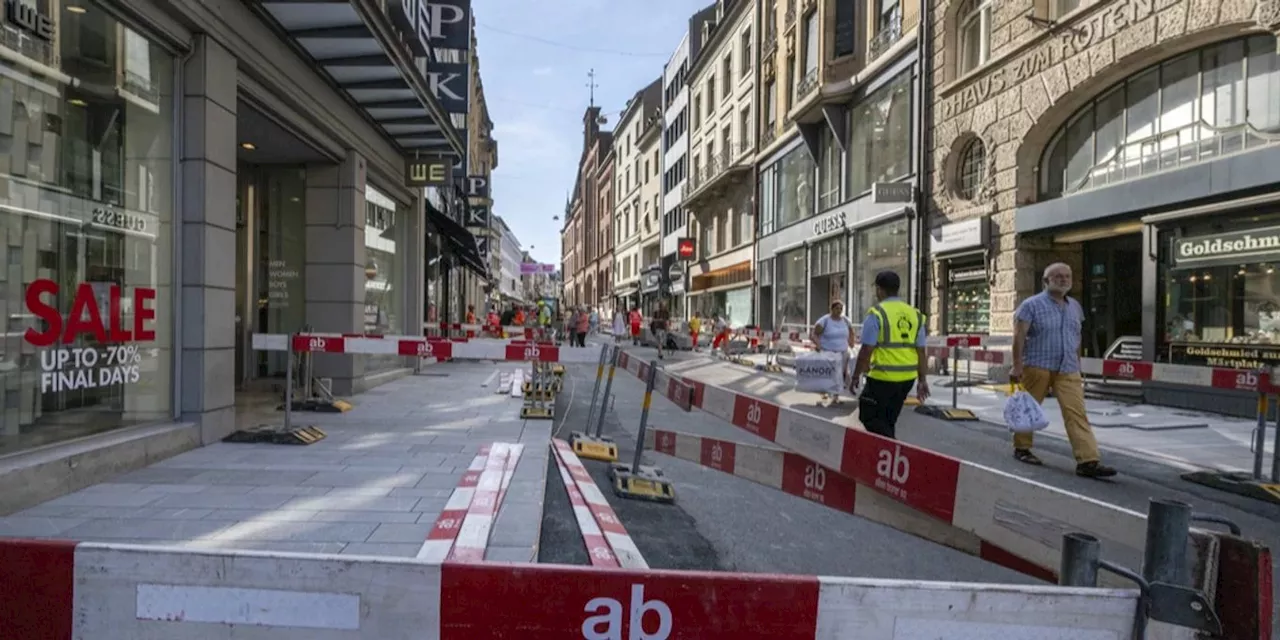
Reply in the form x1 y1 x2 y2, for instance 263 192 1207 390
465 304 477 325
848 271 930 440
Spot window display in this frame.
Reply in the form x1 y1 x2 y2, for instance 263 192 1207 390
848 72 912 197
364 187 404 372
776 145 815 230
758 258 774 330
809 234 848 323
1 7 174 455
776 247 807 326
1160 214 1280 369
946 263 989 334
851 217 909 317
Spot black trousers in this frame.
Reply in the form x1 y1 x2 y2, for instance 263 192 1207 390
575 332 587 347
858 377 917 440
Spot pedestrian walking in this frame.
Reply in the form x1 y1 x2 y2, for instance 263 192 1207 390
651 301 671 359
612 304 627 343
849 271 929 439
1010 263 1117 478
628 307 643 346
575 306 590 347
688 312 702 351
812 301 857 406
710 314 730 356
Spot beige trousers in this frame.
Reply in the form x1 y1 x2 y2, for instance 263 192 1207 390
1012 367 1101 464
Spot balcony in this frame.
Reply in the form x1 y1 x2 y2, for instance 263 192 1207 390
868 5 918 64
795 68 818 100
682 141 754 208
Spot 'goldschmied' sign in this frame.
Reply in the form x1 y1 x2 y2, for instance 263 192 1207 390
1173 226 1280 268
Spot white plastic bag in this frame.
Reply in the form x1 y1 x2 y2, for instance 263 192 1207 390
1003 387 1050 433
795 351 845 395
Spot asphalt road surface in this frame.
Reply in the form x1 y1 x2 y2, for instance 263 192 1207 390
537 342 1280 633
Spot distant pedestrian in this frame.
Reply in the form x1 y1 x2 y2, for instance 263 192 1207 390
811 300 856 406
1010 263 1116 478
628 307 643 345
651 301 671 359
575 306 589 347
612 304 627 343
849 271 929 440
688 312 702 351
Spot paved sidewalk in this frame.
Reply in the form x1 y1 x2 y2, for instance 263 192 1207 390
735 352 1267 472
0 362 549 561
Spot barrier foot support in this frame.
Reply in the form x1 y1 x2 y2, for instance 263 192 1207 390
608 463 675 504
913 404 979 421
283 398 354 413
569 432 618 463
1179 470 1280 505
224 424 327 445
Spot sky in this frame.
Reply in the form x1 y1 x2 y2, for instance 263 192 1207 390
470 0 713 265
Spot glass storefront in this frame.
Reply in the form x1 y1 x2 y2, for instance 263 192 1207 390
851 217 910 316
774 145 816 231
364 186 403 371
241 165 306 379
808 234 847 323
1 5 175 454
776 247 807 326
848 72 912 198
691 287 751 328
945 260 989 334
1159 211 1280 370
757 257 774 330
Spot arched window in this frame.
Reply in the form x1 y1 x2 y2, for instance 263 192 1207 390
957 138 986 200
957 0 991 76
1040 34 1280 199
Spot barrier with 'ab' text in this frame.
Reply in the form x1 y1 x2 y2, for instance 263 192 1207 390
608 349 1274 638
0 538 1149 639
251 333 605 364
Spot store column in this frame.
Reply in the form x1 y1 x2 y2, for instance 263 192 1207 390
179 35 239 445
305 150 368 395
405 197 425 342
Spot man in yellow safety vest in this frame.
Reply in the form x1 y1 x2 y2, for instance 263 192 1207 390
848 270 930 440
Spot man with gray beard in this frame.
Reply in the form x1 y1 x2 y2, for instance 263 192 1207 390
1010 262 1116 478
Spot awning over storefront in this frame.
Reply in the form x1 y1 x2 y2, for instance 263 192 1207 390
427 203 488 276
257 0 465 157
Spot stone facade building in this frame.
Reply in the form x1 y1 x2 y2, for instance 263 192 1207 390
563 107 614 309
926 0 1280 412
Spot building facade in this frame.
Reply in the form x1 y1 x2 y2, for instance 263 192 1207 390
612 81 662 311
594 143 616 310
564 106 613 310
660 5 719 319
684 0 758 327
636 83 665 315
495 216 523 304
925 0 1280 414
0 0 472 512
754 0 923 331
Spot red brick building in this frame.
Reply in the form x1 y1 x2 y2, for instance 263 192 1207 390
563 106 614 309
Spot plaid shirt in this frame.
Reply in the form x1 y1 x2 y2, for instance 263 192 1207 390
1014 291 1084 374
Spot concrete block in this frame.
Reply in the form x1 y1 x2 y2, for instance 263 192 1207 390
0 516 88 536
484 545 536 562
341 542 423 557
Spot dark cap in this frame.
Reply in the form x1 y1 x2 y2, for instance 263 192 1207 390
874 270 901 291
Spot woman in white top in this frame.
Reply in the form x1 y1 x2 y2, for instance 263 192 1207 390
811 300 857 406
611 304 627 343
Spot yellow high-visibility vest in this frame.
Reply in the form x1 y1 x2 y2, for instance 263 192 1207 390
866 299 925 382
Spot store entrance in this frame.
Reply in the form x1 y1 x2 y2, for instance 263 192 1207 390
233 101 327 390
1082 234 1143 358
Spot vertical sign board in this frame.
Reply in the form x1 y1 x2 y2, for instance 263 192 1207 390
426 0 471 171
388 0 435 60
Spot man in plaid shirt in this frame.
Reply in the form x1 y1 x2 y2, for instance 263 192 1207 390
1010 262 1117 478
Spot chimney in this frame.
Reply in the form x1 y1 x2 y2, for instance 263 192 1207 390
583 106 601 148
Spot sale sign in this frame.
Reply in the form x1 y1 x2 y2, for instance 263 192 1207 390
24 279 158 394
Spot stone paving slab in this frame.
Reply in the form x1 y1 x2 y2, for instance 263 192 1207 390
0 362 550 561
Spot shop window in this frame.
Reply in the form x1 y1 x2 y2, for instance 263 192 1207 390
809 235 848 323
848 72 912 197
851 217 910 316
776 247 807 326
1040 35 1280 200
957 0 991 76
946 263 990 334
776 144 816 229
1 6 174 455
365 186 404 375
1159 215 1280 369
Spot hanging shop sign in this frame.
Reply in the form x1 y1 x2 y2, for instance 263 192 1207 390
389 0 434 59
932 217 988 255
1172 226 1280 268
641 266 662 294
677 237 696 260
465 204 490 228
23 280 158 393
465 175 490 200
667 262 685 285
406 156 452 186
811 211 848 237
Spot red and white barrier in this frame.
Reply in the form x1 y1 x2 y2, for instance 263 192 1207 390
0 538 1147 639
251 333 604 364
419 445 490 562
552 442 620 568
611 350 1275 625
451 443 522 563
552 439 647 570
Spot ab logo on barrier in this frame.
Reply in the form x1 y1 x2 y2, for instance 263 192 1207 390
804 465 826 492
746 402 763 425
660 433 674 452
582 583 672 640
417 341 434 356
1237 371 1259 389
876 444 910 485
524 345 541 360
309 337 328 352
710 443 724 465
1116 362 1136 377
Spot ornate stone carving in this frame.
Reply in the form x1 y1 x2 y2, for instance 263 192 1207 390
1259 0 1280 43
785 32 796 57
762 57 776 82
